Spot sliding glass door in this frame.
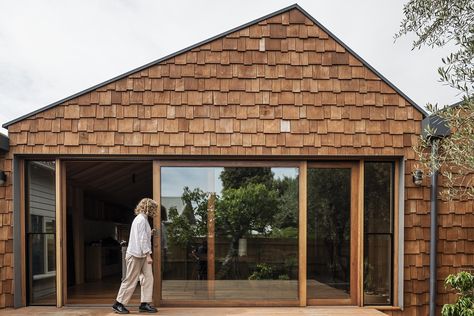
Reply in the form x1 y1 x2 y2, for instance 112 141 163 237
306 163 359 305
151 160 393 307
158 164 299 304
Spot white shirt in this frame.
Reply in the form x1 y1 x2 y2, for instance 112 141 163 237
127 213 152 258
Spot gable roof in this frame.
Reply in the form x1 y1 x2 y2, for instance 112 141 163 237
2 3 427 128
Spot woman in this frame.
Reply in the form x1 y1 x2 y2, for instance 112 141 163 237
112 198 158 314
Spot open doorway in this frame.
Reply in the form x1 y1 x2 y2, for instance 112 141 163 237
65 161 152 304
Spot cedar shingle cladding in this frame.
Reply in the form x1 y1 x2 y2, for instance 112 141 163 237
0 154 13 308
2 6 464 315
7 9 422 155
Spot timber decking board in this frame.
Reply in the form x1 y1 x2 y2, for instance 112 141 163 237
0 306 387 315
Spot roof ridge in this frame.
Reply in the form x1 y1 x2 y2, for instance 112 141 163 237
2 3 426 128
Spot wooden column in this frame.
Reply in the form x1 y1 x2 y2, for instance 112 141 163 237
62 162 68 305
55 159 66 307
152 161 162 306
298 161 307 307
354 161 363 306
207 193 216 298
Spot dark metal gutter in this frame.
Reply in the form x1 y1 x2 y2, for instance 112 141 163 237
421 115 450 139
3 3 427 129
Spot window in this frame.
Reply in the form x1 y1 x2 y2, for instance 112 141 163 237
26 161 56 305
30 215 56 275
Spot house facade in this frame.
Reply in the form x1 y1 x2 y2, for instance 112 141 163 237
0 5 471 315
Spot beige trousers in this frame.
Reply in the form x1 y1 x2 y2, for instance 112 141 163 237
116 253 153 304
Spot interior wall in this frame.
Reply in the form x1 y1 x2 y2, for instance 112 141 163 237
83 219 117 243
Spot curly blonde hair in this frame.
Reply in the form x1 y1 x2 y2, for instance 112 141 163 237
134 198 158 216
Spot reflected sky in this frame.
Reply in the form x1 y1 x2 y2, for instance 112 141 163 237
161 167 298 197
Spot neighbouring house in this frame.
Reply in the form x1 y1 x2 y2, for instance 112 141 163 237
0 4 472 315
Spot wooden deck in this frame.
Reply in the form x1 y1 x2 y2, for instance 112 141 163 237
0 307 386 316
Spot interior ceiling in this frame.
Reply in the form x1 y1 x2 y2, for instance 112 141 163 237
66 161 153 209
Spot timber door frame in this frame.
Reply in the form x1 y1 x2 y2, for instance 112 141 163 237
56 159 67 307
152 161 162 307
306 162 360 306
59 159 154 306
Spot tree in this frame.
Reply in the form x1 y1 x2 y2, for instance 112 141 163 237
272 176 298 230
307 169 351 283
220 167 274 189
396 0 474 94
166 168 291 280
167 187 209 247
441 271 474 316
414 102 474 199
396 0 474 200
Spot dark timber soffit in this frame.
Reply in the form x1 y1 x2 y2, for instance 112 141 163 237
2 3 428 128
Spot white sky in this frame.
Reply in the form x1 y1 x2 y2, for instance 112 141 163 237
0 0 460 134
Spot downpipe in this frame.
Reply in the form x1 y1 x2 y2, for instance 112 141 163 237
429 139 439 316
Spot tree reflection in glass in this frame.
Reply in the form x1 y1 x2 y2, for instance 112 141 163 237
161 167 299 301
307 168 351 300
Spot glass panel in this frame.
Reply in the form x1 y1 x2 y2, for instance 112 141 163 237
46 233 56 272
161 166 299 301
26 161 57 305
161 167 213 300
364 162 393 305
307 168 351 300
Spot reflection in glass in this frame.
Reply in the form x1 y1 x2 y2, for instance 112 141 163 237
161 167 299 301
26 161 56 305
364 162 394 305
307 168 351 300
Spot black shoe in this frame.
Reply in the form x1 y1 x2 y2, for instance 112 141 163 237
139 303 158 313
112 301 130 314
